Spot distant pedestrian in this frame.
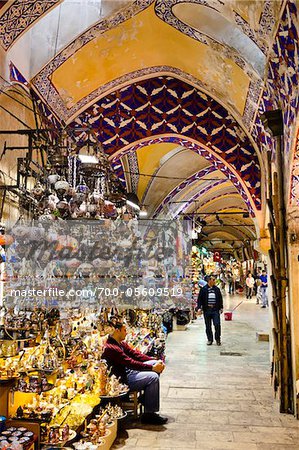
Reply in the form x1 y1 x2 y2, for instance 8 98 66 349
255 269 262 304
196 275 223 346
246 273 255 299
227 271 234 294
260 270 268 308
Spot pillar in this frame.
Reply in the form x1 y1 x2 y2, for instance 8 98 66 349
287 207 299 416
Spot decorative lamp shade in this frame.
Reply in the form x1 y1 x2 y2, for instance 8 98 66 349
0 235 14 246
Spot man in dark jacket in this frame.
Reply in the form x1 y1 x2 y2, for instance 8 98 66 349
197 275 223 346
102 317 167 425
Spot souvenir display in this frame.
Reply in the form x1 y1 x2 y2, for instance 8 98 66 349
0 426 35 449
0 299 166 449
98 404 126 421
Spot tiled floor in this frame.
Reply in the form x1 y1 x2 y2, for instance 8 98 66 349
113 294 299 449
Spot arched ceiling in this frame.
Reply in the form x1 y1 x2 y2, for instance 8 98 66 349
69 79 261 213
1 1 282 126
0 0 284 252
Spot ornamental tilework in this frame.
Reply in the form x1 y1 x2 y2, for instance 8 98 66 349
32 90 63 144
36 66 206 123
291 133 299 204
9 61 28 85
124 136 255 216
154 0 273 128
154 0 274 74
127 152 139 193
157 179 228 219
32 0 154 121
111 160 126 185
251 1 299 205
268 0 299 156
153 165 217 217
70 76 261 212
0 0 61 50
186 191 240 214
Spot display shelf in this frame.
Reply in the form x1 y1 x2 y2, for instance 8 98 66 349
6 419 39 447
40 429 76 446
99 390 129 399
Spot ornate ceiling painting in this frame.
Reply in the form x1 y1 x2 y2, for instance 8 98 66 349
135 147 222 217
30 0 280 125
0 0 62 50
152 165 221 217
162 179 231 218
69 78 261 214
2 0 289 227
135 142 180 201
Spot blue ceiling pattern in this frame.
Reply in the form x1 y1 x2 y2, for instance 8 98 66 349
70 76 261 210
251 0 299 205
153 165 218 217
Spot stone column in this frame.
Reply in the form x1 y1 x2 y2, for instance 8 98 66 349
287 207 299 416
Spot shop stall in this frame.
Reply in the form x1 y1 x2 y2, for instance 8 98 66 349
0 306 166 449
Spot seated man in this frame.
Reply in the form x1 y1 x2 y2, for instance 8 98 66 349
102 317 167 425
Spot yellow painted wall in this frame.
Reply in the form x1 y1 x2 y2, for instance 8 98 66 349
51 5 250 114
136 143 177 200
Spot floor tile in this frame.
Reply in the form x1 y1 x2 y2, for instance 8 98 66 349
112 295 299 449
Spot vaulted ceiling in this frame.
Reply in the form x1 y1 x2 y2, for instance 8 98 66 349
0 0 286 254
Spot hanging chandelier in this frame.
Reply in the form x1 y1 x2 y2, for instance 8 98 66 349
29 136 130 221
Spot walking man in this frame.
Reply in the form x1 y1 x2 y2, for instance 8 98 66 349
260 269 268 308
197 275 223 346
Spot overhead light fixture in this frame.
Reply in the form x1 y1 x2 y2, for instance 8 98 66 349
139 206 148 217
126 200 140 210
78 154 99 164
243 212 250 218
126 192 140 211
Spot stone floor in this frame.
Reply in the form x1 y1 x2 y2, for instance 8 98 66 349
113 294 299 449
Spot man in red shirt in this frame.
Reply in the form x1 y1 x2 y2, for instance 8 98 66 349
102 317 167 425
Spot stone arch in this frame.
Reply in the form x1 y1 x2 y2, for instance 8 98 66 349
69 76 262 211
110 135 258 217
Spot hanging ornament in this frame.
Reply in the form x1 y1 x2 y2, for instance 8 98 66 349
48 174 60 185
54 179 70 195
31 182 44 199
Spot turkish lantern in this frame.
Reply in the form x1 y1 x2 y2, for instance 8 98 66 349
0 235 14 246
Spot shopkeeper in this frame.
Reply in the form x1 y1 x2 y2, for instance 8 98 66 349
102 317 168 425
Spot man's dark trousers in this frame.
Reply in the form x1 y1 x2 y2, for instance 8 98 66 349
203 309 221 342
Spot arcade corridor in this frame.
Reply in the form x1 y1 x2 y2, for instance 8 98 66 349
114 296 299 449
